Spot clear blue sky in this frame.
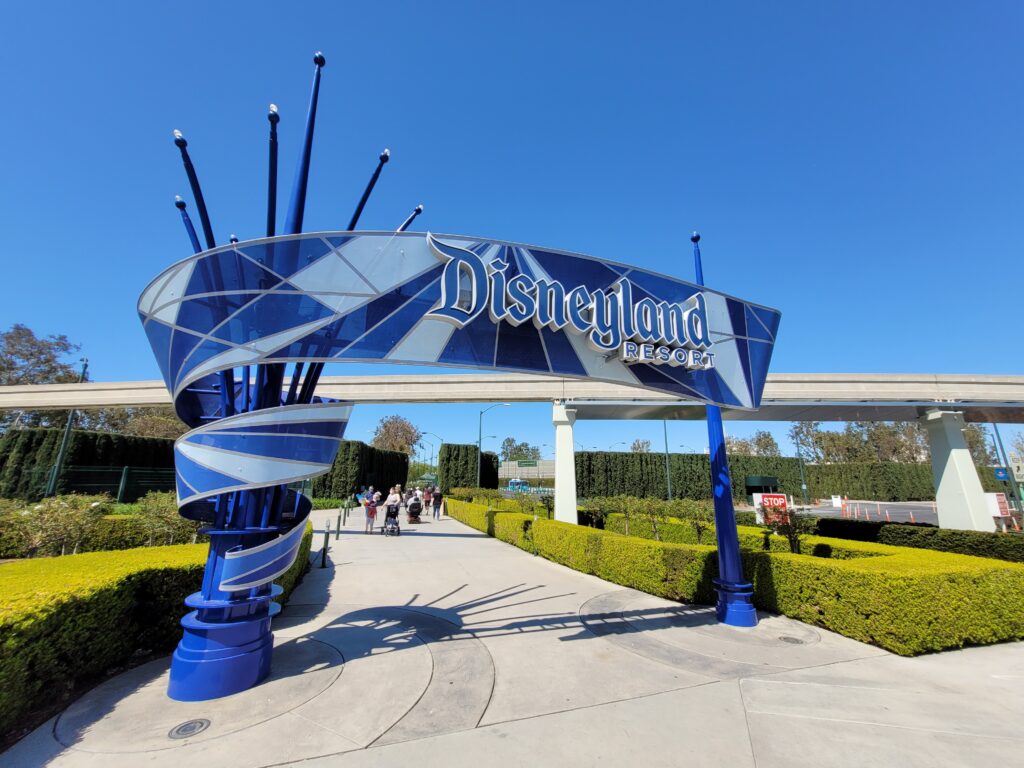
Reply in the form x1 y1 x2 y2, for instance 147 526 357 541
3 1 1022 458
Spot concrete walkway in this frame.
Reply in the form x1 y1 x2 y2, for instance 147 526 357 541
7 509 1024 767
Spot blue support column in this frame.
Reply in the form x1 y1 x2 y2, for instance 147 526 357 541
692 232 757 627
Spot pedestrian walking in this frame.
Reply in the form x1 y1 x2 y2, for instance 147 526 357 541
432 487 443 519
364 491 378 533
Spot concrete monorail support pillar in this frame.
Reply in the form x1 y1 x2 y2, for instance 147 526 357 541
552 402 578 524
920 409 995 532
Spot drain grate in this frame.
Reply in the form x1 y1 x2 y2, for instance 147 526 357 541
778 635 805 645
169 719 211 739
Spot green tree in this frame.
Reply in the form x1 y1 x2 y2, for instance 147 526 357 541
789 421 823 463
725 436 755 455
499 437 541 462
371 415 422 454
751 430 781 457
0 324 83 430
79 407 187 439
630 439 651 453
963 424 997 466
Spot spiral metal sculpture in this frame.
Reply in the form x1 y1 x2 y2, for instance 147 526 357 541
140 52 417 701
141 52 781 702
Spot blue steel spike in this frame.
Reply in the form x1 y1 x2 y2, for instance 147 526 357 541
348 148 391 230
174 196 202 253
267 104 279 237
282 53 325 236
173 130 217 249
691 230 756 628
396 203 424 233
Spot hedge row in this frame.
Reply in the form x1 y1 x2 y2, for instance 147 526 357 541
575 451 806 502
0 428 175 501
312 440 409 498
0 493 203 559
0 523 313 742
438 444 498 493
808 462 1001 500
814 517 1024 564
574 451 1002 503
604 514 892 561
445 499 1024 656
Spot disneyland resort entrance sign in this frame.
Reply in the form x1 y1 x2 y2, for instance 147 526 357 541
138 53 780 703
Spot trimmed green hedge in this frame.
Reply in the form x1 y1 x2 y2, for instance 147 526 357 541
312 440 409 498
0 523 313 742
445 500 1024 656
0 428 175 501
574 451 1001 503
877 526 1024 562
814 517 1024 564
575 451 805 502
438 445 499 492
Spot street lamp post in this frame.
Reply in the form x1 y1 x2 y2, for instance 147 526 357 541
992 424 1024 514
478 403 509 487
610 441 626 450
793 431 810 506
662 420 673 501
46 359 88 497
423 431 444 473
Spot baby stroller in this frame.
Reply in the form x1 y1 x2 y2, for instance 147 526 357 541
382 504 400 536
407 497 423 524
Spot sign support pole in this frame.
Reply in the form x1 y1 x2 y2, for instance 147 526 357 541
992 424 1023 514
691 233 757 627
45 359 88 497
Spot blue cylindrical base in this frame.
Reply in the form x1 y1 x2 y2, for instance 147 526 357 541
713 578 758 627
167 588 281 701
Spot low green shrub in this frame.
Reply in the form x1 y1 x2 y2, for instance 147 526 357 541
814 517 1024 564
0 493 204 559
734 511 758 526
0 523 313 742
447 500 1024 656
814 517 889 542
743 546 1024 655
877 525 1024 563
312 497 350 510
446 499 492 534
492 512 535 551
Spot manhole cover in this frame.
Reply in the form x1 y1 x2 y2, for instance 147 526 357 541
778 635 805 645
168 719 210 739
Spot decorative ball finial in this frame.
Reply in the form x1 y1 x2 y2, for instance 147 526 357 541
173 129 187 148
229 234 239 244
380 148 391 163
690 231 701 244
313 51 326 67
174 195 187 210
268 103 280 124
415 204 424 214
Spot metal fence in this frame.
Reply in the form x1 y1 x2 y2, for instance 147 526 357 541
56 465 176 503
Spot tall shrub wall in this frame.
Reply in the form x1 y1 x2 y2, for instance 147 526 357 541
312 440 409 497
438 443 483 493
481 451 499 489
574 451 1000 503
802 462 1001 501
0 429 175 501
574 451 803 501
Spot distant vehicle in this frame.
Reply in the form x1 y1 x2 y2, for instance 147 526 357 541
507 478 530 493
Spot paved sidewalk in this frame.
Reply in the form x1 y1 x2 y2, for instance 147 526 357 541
7 509 1024 767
